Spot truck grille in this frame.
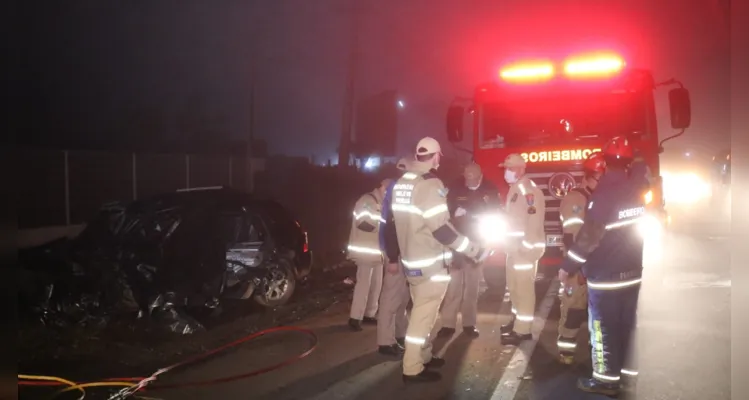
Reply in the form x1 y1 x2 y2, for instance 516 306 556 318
525 169 585 234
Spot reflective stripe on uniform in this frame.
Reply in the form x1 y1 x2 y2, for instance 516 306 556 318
514 263 534 271
405 335 426 345
522 240 546 250
557 340 577 349
430 274 451 282
593 372 621 382
621 369 638 376
516 314 534 322
401 251 453 269
391 203 422 215
347 245 382 255
392 203 448 220
605 217 642 230
455 237 469 252
606 206 646 230
587 278 642 290
562 217 584 227
353 210 385 223
402 172 418 180
567 250 587 263
422 203 449 218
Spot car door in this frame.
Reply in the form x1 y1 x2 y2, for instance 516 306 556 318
224 212 267 271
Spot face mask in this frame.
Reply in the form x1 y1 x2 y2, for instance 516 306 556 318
504 170 518 184
467 176 482 190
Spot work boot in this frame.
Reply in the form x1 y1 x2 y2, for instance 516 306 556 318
402 370 441 383
437 327 456 337
348 318 362 331
378 344 404 356
362 316 377 325
577 377 620 397
424 357 446 369
395 337 405 347
500 318 515 334
500 331 532 346
462 326 480 338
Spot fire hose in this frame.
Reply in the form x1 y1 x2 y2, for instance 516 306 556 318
18 325 318 400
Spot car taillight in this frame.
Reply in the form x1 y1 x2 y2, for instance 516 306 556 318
303 231 309 253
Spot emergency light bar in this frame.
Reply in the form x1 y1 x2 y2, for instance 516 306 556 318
563 53 625 77
499 62 554 81
499 51 625 82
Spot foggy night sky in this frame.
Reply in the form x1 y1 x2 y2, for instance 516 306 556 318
17 0 730 160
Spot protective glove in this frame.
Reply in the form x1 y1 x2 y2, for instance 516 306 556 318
455 207 467 217
473 247 493 263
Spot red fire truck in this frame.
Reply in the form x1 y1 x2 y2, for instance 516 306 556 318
446 51 691 289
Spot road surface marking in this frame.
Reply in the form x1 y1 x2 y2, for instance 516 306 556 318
306 361 401 400
489 279 560 400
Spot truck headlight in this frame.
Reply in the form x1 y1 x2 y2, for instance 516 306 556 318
662 171 710 204
637 214 662 240
477 214 507 243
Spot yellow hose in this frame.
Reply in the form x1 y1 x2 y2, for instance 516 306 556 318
18 374 160 400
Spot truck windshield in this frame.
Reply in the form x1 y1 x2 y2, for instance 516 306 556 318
479 90 650 149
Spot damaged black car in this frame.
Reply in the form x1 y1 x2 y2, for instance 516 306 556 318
19 186 312 333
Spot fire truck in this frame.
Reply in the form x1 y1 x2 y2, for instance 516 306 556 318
445 51 692 289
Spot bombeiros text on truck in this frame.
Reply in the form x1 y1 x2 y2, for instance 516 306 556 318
445 50 692 290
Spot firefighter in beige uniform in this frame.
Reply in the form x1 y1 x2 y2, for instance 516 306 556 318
392 137 490 383
557 151 606 364
347 179 391 331
499 153 547 346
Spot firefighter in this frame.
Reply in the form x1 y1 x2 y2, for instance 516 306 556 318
438 163 501 338
498 153 546 346
559 136 649 397
392 136 491 383
376 157 411 356
557 151 606 364
347 179 391 331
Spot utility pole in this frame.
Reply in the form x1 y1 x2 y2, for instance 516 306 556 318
247 60 256 192
338 4 362 167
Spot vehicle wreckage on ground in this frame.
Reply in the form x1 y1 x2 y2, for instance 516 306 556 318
19 187 312 334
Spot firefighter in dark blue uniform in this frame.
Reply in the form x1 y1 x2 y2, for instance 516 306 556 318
558 136 650 396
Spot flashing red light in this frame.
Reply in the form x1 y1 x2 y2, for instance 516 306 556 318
563 53 625 77
499 62 555 81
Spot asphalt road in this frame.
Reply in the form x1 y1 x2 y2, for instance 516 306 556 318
95 214 730 400
514 215 731 400
152 274 554 400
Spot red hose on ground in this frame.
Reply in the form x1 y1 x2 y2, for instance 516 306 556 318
19 325 318 393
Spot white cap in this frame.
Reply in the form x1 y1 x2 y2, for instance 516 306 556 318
415 137 442 156
499 153 526 168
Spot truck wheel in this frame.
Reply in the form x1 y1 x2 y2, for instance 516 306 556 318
253 258 296 308
482 264 506 293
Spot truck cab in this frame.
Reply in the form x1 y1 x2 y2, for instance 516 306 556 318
446 51 691 287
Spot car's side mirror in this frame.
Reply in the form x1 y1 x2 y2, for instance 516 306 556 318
446 106 464 143
668 87 691 130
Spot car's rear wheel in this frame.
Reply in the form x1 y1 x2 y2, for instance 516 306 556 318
253 257 296 307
